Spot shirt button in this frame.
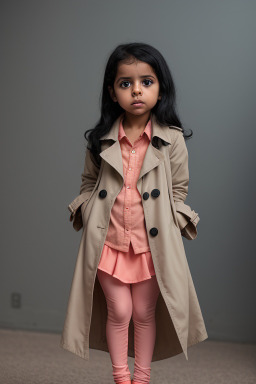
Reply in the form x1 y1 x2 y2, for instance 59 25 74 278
127 186 130 189
131 150 135 153
129 168 132 170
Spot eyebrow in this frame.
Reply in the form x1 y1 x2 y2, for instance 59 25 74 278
116 75 155 82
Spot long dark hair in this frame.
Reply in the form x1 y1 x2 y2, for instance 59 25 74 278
84 42 193 167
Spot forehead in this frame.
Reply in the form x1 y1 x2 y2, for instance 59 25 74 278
116 60 155 76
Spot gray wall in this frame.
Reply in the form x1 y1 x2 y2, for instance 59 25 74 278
1 0 255 342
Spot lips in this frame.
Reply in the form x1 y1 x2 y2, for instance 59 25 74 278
132 100 144 104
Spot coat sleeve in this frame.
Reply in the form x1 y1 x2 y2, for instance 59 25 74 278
169 131 200 240
68 148 100 231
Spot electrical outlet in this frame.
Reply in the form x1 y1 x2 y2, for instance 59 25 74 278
11 292 21 308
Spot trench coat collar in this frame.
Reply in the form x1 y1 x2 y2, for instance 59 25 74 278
98 112 174 181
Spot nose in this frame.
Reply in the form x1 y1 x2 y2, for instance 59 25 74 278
132 82 142 96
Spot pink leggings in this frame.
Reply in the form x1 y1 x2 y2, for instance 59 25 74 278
97 269 160 384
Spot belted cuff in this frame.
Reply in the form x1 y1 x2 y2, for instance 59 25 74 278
68 193 89 232
174 201 200 240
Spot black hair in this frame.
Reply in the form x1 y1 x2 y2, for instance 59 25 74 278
84 42 193 166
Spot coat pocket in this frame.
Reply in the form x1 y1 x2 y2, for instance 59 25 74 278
174 201 200 240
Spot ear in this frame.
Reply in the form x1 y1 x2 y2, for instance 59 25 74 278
158 94 162 100
108 86 118 102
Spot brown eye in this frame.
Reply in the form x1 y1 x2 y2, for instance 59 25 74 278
143 79 153 86
120 81 130 88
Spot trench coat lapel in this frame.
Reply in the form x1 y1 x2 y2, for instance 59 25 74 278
99 112 171 181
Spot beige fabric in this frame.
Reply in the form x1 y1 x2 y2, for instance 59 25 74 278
60 112 208 362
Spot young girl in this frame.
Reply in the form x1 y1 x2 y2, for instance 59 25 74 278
60 42 208 384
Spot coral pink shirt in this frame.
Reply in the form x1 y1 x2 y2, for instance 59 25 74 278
104 114 152 254
97 115 156 283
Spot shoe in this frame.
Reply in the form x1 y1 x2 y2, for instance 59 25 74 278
132 381 150 384
116 381 131 384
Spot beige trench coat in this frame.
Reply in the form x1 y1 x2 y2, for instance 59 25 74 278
60 112 208 362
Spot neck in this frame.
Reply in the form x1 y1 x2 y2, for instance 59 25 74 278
122 111 151 130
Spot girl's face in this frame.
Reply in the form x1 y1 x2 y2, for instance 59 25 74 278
108 59 161 116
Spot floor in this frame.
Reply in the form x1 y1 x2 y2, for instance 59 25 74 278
0 328 255 384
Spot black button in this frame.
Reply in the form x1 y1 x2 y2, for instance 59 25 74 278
99 189 107 198
151 189 160 198
143 192 149 200
152 137 159 149
150 227 158 236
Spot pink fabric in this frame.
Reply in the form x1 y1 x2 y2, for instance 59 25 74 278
98 242 156 284
104 113 152 254
98 114 156 283
97 268 160 384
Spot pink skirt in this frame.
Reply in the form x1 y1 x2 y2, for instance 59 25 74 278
97 242 156 284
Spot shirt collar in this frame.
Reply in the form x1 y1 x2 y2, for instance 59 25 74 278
118 114 152 142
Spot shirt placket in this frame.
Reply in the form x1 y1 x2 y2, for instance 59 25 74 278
124 140 138 247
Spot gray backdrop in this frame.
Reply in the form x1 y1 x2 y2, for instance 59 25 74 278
1 0 255 342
